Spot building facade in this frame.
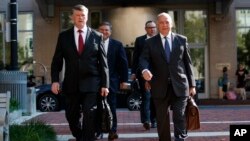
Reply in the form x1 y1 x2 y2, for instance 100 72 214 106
0 0 250 99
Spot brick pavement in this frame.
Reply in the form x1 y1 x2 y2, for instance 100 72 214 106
28 105 250 141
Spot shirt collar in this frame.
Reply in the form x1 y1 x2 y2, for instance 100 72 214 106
160 32 171 39
104 38 110 43
146 35 151 39
74 26 87 34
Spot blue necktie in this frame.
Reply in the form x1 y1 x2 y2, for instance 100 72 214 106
164 37 170 63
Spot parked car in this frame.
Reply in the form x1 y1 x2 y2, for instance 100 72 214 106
35 84 65 112
118 79 142 111
35 80 142 112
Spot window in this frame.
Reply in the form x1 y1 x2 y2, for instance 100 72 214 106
0 13 5 70
184 11 207 93
177 10 207 93
61 11 73 31
18 13 33 66
0 13 33 70
236 9 250 68
184 11 207 44
90 11 101 30
161 10 207 93
60 11 101 31
0 13 7 69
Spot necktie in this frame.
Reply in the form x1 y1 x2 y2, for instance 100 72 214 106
78 30 84 54
164 36 171 63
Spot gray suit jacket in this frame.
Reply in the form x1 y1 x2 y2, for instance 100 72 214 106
139 33 196 98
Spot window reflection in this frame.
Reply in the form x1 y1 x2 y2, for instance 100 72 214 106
184 10 207 93
18 14 33 30
236 10 250 27
18 13 33 67
184 11 207 44
236 9 250 69
0 14 5 69
61 11 73 31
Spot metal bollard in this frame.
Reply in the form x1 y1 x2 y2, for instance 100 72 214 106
23 87 36 116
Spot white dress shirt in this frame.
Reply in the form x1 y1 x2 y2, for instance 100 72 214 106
160 32 172 52
103 38 109 54
74 26 87 51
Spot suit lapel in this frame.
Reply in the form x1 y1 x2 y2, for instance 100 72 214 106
171 33 179 61
79 27 93 56
69 28 79 55
155 34 168 62
107 39 112 57
85 27 91 44
142 35 147 41
84 27 91 51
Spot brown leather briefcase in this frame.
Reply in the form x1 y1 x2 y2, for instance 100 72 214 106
186 96 200 130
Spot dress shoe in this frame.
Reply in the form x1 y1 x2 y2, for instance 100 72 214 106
143 122 150 130
108 132 118 140
95 132 103 140
151 122 157 128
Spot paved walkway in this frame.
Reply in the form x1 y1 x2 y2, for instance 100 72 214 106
22 105 250 141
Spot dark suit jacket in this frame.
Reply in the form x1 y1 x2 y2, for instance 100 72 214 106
107 39 128 93
139 33 196 98
51 27 109 94
132 34 147 76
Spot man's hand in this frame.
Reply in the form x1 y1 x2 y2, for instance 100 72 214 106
101 87 109 96
131 74 136 81
120 82 128 90
51 82 61 94
142 69 153 81
145 81 151 91
189 87 196 96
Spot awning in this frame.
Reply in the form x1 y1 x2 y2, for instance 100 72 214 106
36 0 233 19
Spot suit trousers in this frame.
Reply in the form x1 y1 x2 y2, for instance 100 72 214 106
107 91 118 132
153 83 188 141
64 92 97 141
138 76 156 124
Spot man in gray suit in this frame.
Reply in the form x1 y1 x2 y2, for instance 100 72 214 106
131 20 157 130
139 12 196 141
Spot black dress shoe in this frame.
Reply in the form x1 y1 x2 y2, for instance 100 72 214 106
95 132 103 140
143 122 150 130
108 132 118 140
151 122 157 128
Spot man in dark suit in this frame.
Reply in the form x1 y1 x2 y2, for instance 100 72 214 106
131 20 157 130
50 5 109 141
96 21 128 141
139 13 196 141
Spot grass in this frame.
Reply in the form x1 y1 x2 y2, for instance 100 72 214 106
10 120 57 141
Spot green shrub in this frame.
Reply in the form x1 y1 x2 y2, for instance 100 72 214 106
9 99 19 112
10 120 57 141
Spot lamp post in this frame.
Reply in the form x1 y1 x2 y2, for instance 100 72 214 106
9 0 18 70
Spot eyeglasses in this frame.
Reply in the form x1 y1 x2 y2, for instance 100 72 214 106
146 27 156 29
